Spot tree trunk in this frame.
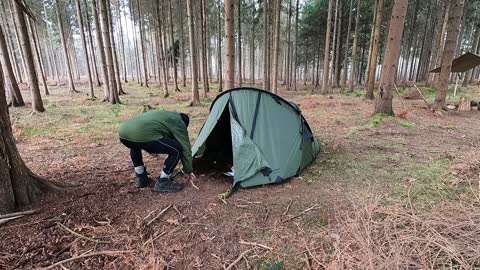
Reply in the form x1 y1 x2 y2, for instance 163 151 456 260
7 0 28 84
167 0 180 92
225 0 235 89
463 26 479 86
187 0 200 105
0 24 24 107
285 0 292 90
262 0 270 91
55 0 77 93
341 0 354 92
76 0 95 98
322 0 333 94
271 0 281 94
99 0 120 104
83 0 101 87
29 20 49 97
333 0 342 88
374 0 408 115
92 0 110 101
0 66 59 213
117 0 128 83
13 0 45 113
348 0 361 93
217 0 223 92
330 0 338 90
426 1 445 85
136 0 148 87
200 0 209 94
107 0 124 96
178 0 187 88
293 0 299 91
156 0 169 97
433 3 450 84
237 0 242 86
433 0 465 111
365 0 384 99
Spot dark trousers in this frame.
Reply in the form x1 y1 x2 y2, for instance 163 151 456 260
120 138 182 175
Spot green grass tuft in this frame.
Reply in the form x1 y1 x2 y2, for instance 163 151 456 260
367 113 389 128
398 119 416 129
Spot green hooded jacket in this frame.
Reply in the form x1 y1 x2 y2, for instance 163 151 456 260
119 110 193 173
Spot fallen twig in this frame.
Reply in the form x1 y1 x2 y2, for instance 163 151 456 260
0 209 38 220
0 216 25 226
393 84 408 111
143 231 167 247
225 249 252 270
37 250 133 270
146 205 172 227
57 222 111 244
239 240 273 250
283 200 294 216
190 179 199 190
413 83 431 108
282 205 320 223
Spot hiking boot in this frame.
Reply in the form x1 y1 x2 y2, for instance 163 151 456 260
135 171 151 188
154 177 184 193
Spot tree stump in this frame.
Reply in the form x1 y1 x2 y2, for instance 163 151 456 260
458 96 471 111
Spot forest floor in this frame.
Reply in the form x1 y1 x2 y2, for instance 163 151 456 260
1 81 480 270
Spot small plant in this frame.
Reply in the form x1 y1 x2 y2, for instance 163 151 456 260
367 113 389 128
257 258 285 270
398 119 415 129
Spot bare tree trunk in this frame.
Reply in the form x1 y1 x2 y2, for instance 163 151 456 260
237 0 243 86
285 0 292 90
433 3 450 84
83 0 101 87
199 0 209 95
136 0 148 87
168 0 180 92
374 0 408 115
217 0 223 92
28 19 49 97
271 0 281 94
225 0 235 89
107 0 124 96
156 0 169 97
178 0 186 88
7 0 27 84
322 0 333 94
55 0 77 93
76 0 95 98
187 0 200 105
365 0 384 99
333 0 342 89
250 0 255 86
0 65 60 213
330 0 339 90
99 0 120 104
341 0 354 92
293 0 299 91
13 0 45 113
262 0 270 91
92 0 110 101
116 0 128 83
433 0 465 111
348 0 361 93
463 27 479 86
0 24 24 107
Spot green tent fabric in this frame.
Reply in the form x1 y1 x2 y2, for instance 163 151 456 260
192 88 320 188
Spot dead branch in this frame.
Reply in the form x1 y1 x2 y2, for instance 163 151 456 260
190 179 199 190
413 84 431 107
225 249 252 270
0 209 38 219
146 205 172 227
239 240 273 250
57 222 111 244
283 200 294 216
393 84 408 110
37 250 133 270
282 205 319 223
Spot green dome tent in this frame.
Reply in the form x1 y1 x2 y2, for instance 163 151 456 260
192 88 320 188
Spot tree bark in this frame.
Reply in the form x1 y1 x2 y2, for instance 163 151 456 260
285 0 292 89
365 0 384 100
117 0 128 83
13 0 45 113
107 0 124 96
98 0 120 104
225 0 235 89
0 24 24 107
322 0 333 94
156 0 169 97
187 0 200 105
29 20 49 97
92 0 110 100
169 0 180 92
374 0 408 115
271 0 282 94
341 0 354 92
237 0 243 86
217 0 223 92
55 0 77 93
293 0 299 91
76 0 95 98
330 0 339 90
200 0 209 94
463 26 479 86
178 0 187 88
348 0 361 93
83 0 101 87
433 0 465 111
0 63 58 213
262 0 270 91
7 0 28 84
333 0 342 88
136 0 148 87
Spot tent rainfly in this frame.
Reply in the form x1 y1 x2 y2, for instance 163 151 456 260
192 88 320 188
430 52 480 73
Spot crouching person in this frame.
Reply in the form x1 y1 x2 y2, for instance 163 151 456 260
119 110 195 192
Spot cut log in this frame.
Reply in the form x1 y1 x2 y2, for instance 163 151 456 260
458 96 471 111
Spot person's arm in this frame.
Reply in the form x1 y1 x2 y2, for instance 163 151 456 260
171 124 193 174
